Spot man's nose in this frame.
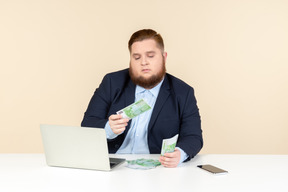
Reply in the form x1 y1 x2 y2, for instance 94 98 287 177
141 56 148 65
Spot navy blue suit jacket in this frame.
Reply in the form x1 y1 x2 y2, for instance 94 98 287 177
81 69 203 161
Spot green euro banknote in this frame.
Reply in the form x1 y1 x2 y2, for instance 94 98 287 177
161 134 179 156
116 99 151 119
126 159 161 170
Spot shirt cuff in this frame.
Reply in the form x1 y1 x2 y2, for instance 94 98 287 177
176 147 189 165
104 121 118 139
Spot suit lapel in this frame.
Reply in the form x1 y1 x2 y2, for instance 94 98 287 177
125 79 136 106
124 79 136 133
148 76 170 132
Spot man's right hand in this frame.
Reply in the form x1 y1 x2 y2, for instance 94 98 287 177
108 114 129 135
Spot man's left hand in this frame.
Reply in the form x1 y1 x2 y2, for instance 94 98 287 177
159 148 181 168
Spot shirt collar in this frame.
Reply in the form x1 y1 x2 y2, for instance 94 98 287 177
135 78 165 97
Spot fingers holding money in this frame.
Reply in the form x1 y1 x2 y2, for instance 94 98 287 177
109 114 129 135
159 148 181 168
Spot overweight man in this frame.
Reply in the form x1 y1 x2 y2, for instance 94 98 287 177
81 29 203 168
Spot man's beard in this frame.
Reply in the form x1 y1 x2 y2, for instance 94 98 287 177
129 61 166 89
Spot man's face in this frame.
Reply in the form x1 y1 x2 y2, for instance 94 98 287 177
129 39 167 89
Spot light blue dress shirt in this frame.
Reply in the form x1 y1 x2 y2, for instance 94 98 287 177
104 79 188 164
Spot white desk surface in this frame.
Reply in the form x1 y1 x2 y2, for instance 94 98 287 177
0 154 287 192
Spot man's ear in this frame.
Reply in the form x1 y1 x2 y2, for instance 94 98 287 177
163 52 167 62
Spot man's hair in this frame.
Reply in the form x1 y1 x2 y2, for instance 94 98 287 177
128 29 164 52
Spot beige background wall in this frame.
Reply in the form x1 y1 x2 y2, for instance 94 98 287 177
1 0 287 154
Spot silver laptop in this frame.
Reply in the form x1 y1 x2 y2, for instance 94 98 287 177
40 124 125 171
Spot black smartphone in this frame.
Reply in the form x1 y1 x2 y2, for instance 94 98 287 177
197 164 228 174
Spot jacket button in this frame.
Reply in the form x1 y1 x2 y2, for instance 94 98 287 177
115 144 119 149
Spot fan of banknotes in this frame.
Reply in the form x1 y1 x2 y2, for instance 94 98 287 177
126 159 161 170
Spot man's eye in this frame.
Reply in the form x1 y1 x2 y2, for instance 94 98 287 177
148 55 154 58
134 57 140 60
